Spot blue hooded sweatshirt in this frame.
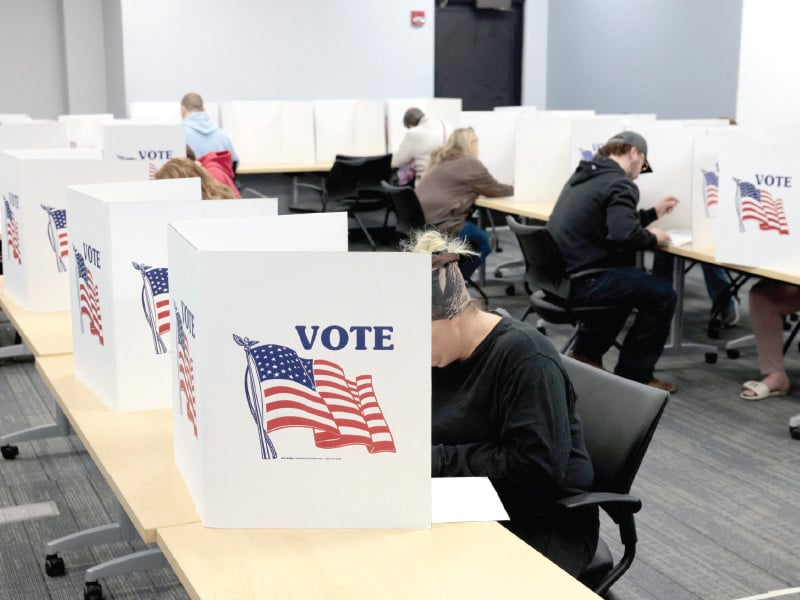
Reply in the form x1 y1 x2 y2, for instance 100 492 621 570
183 112 239 164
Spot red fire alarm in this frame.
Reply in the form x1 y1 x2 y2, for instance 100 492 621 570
411 10 425 27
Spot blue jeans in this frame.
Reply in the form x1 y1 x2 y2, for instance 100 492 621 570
571 267 677 383
458 221 492 280
652 253 733 314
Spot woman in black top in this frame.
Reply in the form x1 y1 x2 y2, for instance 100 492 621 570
410 229 598 577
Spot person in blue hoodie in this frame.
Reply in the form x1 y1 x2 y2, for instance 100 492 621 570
181 93 239 171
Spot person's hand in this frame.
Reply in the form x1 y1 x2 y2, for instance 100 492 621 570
655 196 679 219
649 227 671 245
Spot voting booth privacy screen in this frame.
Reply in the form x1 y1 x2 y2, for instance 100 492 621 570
0 121 68 150
66 177 280 412
0 150 148 311
168 214 431 529
717 141 800 274
99 122 186 175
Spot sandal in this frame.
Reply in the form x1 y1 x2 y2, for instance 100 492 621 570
739 380 789 401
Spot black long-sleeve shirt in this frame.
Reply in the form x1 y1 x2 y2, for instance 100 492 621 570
431 317 593 521
547 156 658 274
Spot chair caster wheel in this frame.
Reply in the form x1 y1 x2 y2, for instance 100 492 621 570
494 270 503 278
1 444 19 460
705 353 718 364
84 580 103 600
707 319 722 340
505 285 515 296
727 349 740 359
44 554 66 577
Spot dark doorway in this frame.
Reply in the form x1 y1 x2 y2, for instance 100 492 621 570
434 0 524 110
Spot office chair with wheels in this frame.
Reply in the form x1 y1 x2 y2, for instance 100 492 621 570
380 181 489 302
290 156 386 250
506 216 621 353
560 354 670 596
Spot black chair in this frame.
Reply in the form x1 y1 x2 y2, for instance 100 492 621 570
506 215 620 353
290 156 385 250
560 354 670 596
380 181 489 302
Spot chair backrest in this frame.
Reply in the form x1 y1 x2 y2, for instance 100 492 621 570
506 216 571 300
561 355 669 494
353 154 393 189
381 181 427 237
325 156 364 202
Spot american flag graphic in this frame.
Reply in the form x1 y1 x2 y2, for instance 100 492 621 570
176 309 197 437
233 335 396 459
736 179 790 236
73 246 104 345
702 169 719 216
4 197 21 265
133 262 169 354
41 205 68 272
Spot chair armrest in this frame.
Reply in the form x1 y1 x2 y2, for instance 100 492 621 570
557 491 642 516
294 182 324 193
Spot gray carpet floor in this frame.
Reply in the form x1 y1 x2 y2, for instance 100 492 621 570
0 219 798 599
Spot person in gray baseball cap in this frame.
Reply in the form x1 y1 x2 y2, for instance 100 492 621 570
546 130 679 392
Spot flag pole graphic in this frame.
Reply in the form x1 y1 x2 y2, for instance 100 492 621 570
733 177 745 233
133 262 167 353
233 334 277 459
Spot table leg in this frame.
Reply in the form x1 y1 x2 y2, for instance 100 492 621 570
1 403 72 459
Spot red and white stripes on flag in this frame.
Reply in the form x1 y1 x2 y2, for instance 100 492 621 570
742 188 790 236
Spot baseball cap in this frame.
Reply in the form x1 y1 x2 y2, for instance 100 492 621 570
607 130 653 173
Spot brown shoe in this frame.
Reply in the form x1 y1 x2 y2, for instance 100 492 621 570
567 351 605 371
647 378 676 393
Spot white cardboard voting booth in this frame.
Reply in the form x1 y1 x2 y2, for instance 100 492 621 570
129 101 220 127
0 121 68 150
459 111 519 185
0 114 31 123
386 98 462 155
168 213 431 528
99 121 186 174
66 177 280 412
312 100 387 162
716 141 800 274
220 101 316 167
0 149 148 311
58 114 114 148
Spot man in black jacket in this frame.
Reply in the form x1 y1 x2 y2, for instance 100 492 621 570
547 131 678 392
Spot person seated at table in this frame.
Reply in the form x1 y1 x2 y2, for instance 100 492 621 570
409 229 598 576
546 131 678 392
415 127 513 281
391 107 449 186
185 145 240 197
181 92 239 172
740 280 800 400
155 157 238 200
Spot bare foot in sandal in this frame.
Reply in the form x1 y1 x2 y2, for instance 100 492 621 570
740 372 791 400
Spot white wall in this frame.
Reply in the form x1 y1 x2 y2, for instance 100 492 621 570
546 0 743 118
119 0 435 105
521 0 547 108
737 0 800 125
62 0 108 114
0 0 68 118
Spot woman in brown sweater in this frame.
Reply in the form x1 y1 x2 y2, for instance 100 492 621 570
416 127 513 279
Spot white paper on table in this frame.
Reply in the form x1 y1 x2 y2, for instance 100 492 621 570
431 477 509 523
665 229 693 247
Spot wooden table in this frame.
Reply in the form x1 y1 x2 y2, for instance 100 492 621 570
237 161 333 175
0 276 72 356
158 521 600 600
476 196 555 222
35 354 199 594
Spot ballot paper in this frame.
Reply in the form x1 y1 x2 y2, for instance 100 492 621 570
666 228 693 247
432 477 509 523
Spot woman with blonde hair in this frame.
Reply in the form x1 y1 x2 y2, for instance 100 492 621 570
407 228 598 577
415 127 513 280
154 157 237 200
